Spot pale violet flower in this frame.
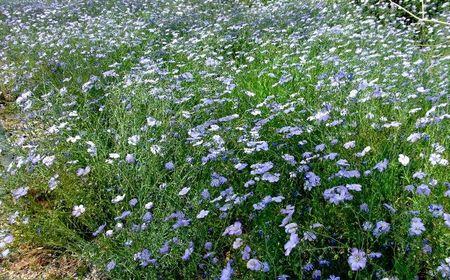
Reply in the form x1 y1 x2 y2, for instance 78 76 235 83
125 153 136 163
178 187 191 196
223 221 242 236
284 233 299 256
165 161 175 171
261 172 280 183
2 249 10 258
48 174 60 191
72 205 86 217
348 248 367 271
181 242 194 261
196 210 209 219
234 162 248 171
437 257 450 278
407 133 422 143
76 166 91 177
343 141 356 149
303 231 317 242
247 258 262 271
128 135 140 145
444 213 450 228
250 162 273 175
220 261 234 280
11 187 28 200
232 238 244 249
106 260 116 271
409 217 425 236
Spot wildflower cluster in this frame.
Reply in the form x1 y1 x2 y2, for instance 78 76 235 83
0 0 449 279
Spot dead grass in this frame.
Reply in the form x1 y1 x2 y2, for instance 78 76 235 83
1 99 102 280
0 245 104 280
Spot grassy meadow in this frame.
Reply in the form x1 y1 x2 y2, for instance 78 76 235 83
0 0 449 279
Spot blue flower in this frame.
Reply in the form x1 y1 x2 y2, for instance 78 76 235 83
242 245 251 260
284 233 299 256
373 221 390 237
181 241 194 261
159 242 170 255
416 184 431 196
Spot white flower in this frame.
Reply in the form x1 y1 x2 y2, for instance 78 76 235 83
146 116 161 127
42 155 56 167
1 249 10 258
417 86 427 93
111 194 125 204
66 135 81 143
429 153 448 166
128 135 140 146
151 145 162 155
245 91 255 97
348 89 358 98
356 146 371 157
432 143 446 154
115 222 124 230
144 202 154 210
181 111 191 119
86 141 97 156
109 153 120 159
72 205 86 217
398 154 410 166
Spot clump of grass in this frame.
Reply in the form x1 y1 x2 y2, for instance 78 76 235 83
1 0 449 279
